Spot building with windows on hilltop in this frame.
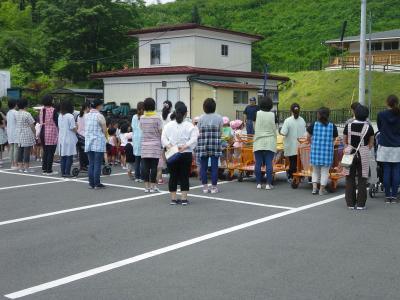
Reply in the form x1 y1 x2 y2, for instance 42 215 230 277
325 29 400 72
91 23 289 119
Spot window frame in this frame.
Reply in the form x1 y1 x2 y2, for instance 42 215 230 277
233 90 249 105
150 43 171 65
221 44 229 57
383 41 399 51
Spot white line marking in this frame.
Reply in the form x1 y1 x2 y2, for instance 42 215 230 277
0 192 168 227
72 179 146 191
0 180 64 191
3 163 60 171
0 170 62 180
187 193 294 210
189 180 234 190
4 193 344 299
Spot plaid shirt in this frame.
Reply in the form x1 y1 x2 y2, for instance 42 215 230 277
196 125 222 158
84 109 106 153
310 122 334 166
15 111 36 147
40 107 58 145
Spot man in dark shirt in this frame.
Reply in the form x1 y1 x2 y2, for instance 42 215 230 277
243 97 259 135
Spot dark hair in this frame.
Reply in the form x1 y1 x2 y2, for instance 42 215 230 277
317 107 330 125
120 123 129 134
144 98 156 112
60 99 74 115
354 105 369 121
92 99 103 109
290 102 300 119
350 102 360 111
175 102 188 124
162 100 172 120
17 97 28 109
136 101 145 111
387 94 400 116
259 96 273 112
42 94 54 107
8 99 17 110
79 102 90 117
203 98 216 114
108 128 117 136
170 112 176 121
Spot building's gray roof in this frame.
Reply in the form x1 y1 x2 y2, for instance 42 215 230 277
325 29 400 44
51 88 103 95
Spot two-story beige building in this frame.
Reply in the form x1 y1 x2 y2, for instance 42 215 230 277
91 23 289 119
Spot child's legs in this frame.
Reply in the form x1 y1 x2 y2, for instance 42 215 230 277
265 150 274 185
210 156 219 186
200 156 209 185
254 151 265 184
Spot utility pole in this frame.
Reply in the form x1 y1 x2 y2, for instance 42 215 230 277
359 0 367 105
367 11 373 112
132 55 135 68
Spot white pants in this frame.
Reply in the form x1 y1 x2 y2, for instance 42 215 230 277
312 165 330 186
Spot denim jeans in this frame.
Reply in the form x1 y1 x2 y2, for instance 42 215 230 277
200 156 219 186
60 155 73 176
246 120 255 135
254 150 274 184
134 156 143 180
383 162 400 198
87 151 103 187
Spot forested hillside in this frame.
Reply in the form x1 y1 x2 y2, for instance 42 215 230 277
0 0 399 97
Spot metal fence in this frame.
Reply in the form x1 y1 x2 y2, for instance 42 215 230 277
236 107 386 128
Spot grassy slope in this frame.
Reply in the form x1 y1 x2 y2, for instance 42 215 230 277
278 70 400 110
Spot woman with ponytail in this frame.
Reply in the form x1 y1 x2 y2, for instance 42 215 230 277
162 102 198 206
280 103 306 183
162 100 173 126
377 95 400 203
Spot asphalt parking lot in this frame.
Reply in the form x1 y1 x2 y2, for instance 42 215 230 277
0 159 399 300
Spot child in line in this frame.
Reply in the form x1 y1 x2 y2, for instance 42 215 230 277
34 119 43 162
124 132 135 179
231 120 245 160
107 128 118 165
220 116 233 168
119 123 129 170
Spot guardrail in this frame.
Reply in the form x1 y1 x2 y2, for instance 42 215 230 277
236 107 386 128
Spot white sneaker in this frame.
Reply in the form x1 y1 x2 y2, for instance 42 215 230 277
210 187 219 194
256 184 262 189
144 189 150 193
150 187 160 193
265 184 273 190
202 185 209 194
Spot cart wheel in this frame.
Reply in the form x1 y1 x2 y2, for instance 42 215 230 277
238 173 244 182
71 168 80 177
291 178 299 189
369 188 375 198
102 166 112 176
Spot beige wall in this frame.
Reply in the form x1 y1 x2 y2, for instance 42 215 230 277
190 82 258 120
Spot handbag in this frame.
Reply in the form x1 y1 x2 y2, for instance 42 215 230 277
165 145 182 164
341 124 368 168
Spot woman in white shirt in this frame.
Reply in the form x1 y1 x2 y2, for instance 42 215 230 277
280 103 306 183
162 102 198 206
58 100 77 177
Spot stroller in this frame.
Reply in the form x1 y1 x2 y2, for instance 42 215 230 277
369 132 384 198
71 134 112 177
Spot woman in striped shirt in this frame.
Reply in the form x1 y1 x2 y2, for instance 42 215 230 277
140 98 163 193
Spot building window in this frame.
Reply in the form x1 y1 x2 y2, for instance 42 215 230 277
371 42 382 51
221 44 229 56
233 90 248 104
151 43 170 65
383 41 399 51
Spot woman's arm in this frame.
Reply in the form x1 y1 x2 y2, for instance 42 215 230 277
368 135 374 149
181 125 198 152
161 126 172 149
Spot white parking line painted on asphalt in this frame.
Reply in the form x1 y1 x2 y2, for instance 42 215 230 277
0 170 63 181
4 193 345 299
187 193 294 210
189 180 234 190
0 180 65 191
3 163 60 172
0 192 168 227
71 179 146 191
